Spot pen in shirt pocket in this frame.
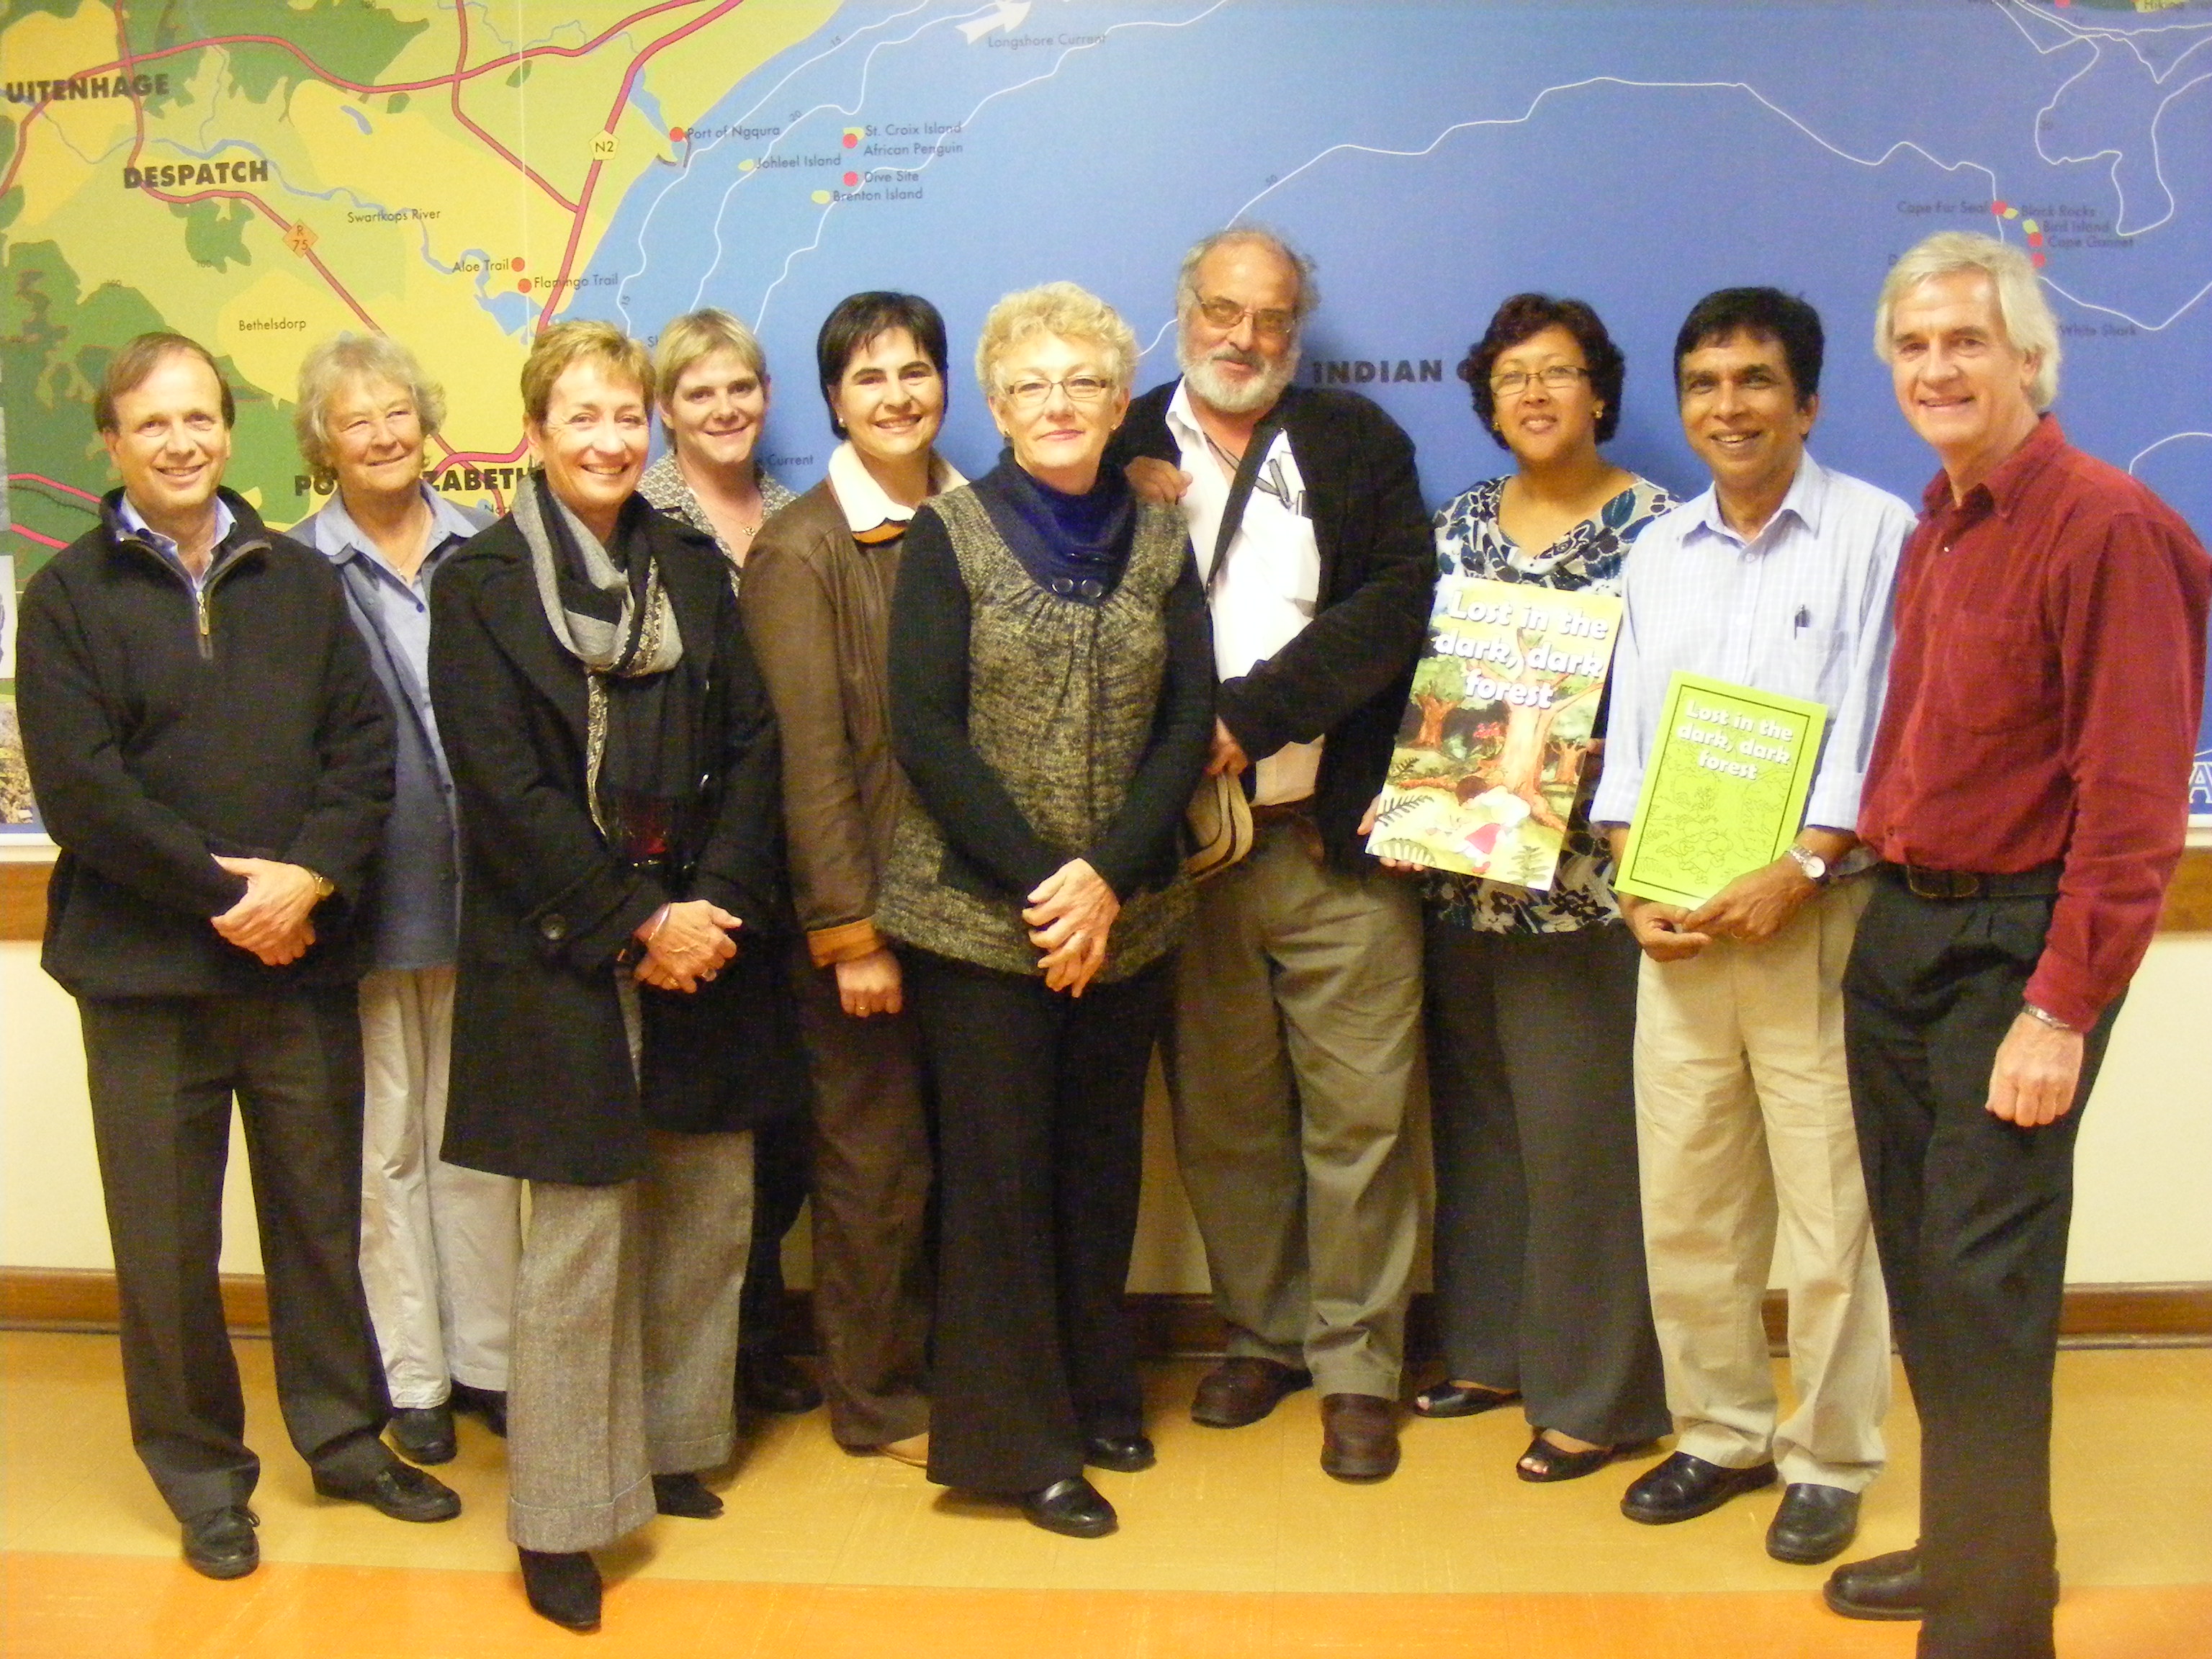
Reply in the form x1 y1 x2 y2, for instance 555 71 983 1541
1794 605 1809 636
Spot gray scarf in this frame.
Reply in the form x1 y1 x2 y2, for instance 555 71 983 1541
513 474 687 845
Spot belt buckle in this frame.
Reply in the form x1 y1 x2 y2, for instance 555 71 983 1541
1905 865 1979 900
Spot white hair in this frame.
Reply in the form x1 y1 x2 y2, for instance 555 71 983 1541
1874 231 2060 409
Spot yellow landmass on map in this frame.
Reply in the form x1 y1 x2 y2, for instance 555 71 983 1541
2 0 837 521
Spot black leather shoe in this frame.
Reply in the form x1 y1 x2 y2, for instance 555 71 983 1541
1319 1393 1401 1482
1620 1451 1776 1524
181 1506 258 1580
739 1352 823 1415
1083 1434 1156 1473
313 1459 462 1521
1019 1476 1117 1538
1411 1380 1520 1419
449 1382 508 1438
1768 1483 1861 1564
1823 1547 1923 1620
387 1405 457 1465
519 1547 602 1631
652 1471 724 1519
1191 1357 1311 1428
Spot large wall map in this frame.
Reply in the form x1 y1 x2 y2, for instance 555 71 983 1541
5 0 2210 830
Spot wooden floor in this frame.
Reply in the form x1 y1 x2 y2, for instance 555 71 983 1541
3 1332 2207 1657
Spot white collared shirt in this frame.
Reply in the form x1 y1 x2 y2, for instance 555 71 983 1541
117 492 236 592
827 441 965 536
1589 451 1915 835
1164 379 1323 805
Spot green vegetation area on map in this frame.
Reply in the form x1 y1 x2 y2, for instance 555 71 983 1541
132 0 426 111
178 199 254 271
4 240 293 576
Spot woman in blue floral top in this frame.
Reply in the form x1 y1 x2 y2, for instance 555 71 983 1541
1404 294 1674 1480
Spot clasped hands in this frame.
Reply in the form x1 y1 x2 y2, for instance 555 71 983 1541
633 899 742 992
210 856 323 966
1024 858 1118 997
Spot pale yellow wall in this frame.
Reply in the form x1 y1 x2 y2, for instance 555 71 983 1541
4 934 2208 1287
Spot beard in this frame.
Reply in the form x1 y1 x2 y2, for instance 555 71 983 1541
1178 333 1299 415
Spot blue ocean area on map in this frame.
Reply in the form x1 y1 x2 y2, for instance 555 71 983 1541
558 0 2209 801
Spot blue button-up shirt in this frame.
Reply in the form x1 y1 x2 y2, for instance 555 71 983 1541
117 493 237 589
298 485 491 970
1590 452 1914 837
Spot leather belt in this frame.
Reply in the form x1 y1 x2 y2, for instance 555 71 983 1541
1887 860 2062 901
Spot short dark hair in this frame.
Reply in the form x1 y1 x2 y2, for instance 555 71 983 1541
815 292 948 439
95 332 236 433
1672 287 1824 408
1457 293 1625 449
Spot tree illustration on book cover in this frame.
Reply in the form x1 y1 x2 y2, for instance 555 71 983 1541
1367 575 1624 890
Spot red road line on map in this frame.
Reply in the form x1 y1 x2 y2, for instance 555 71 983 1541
8 473 102 503
9 524 71 549
450 1 581 215
533 0 746 332
0 1 710 201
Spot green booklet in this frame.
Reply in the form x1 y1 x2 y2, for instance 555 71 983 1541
1612 672 1827 908
1365 575 1624 891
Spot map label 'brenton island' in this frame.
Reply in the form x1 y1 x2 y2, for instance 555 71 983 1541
123 158 271 191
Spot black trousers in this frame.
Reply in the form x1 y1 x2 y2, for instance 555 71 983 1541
77 990 393 1521
738 1108 810 1360
1844 873 2121 1659
1424 918 1669 1447
904 948 1165 1495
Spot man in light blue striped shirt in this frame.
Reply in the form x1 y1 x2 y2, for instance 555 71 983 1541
1590 289 1914 1570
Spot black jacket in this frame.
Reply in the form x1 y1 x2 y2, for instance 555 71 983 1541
17 488 394 997
429 502 804 1185
1107 382 1435 863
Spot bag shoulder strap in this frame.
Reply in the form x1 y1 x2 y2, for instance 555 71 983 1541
1205 404 1287 598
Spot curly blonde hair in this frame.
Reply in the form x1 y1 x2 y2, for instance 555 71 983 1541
293 333 446 487
521 320 653 428
974 282 1138 397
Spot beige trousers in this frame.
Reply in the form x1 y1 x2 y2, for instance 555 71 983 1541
1166 820 1425 1398
1632 878 1889 1491
358 967 521 1408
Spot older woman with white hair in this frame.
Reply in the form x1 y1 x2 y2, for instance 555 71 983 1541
639 307 794 570
291 333 518 1468
878 282 1214 1538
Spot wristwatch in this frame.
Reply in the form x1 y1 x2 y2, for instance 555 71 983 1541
305 870 336 902
1784 844 1830 886
2023 1002 2076 1033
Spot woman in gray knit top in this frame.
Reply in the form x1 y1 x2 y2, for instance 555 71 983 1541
880 282 1214 1538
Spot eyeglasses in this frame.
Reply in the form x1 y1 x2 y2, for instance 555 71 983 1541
998 373 1115 410
1193 295 1297 341
1490 364 1591 398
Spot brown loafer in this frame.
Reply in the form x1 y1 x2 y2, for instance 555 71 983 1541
1319 1392 1400 1482
1191 1357 1312 1428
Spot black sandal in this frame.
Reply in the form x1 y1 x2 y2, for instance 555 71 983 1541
1411 1380 1521 1419
1515 1431 1623 1483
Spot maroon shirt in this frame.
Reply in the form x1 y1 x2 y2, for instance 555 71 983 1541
1858 416 2209 1028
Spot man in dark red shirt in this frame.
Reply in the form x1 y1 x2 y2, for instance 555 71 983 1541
1826 233 2209 1656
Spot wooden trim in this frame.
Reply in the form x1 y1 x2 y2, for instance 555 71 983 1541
0 1266 267 1331
2162 845 2212 932
6 846 2206 943
0 862 48 942
5 1270 2205 1349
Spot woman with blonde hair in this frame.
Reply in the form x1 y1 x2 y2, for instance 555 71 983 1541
640 307 794 570
878 282 1213 1537
430 320 804 1631
291 332 516 1467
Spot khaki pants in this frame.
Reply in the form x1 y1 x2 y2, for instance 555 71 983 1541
1166 820 1424 1398
1632 878 1889 1491
358 967 521 1408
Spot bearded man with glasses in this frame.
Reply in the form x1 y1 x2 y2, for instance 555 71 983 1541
1107 227 1435 1482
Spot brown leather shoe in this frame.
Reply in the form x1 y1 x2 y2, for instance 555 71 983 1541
1319 1392 1400 1481
1191 1357 1312 1428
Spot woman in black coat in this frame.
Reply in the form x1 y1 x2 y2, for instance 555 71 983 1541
429 320 803 1632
